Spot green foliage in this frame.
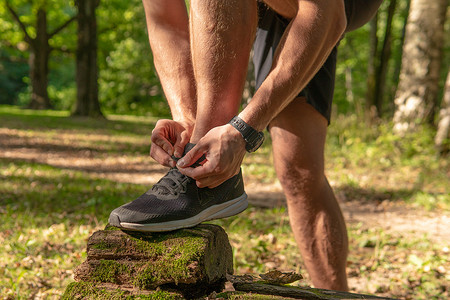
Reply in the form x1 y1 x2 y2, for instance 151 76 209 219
1 0 77 46
99 37 168 117
335 0 412 117
0 0 76 108
1 0 167 115
97 0 169 117
0 47 28 104
48 55 76 110
326 115 449 210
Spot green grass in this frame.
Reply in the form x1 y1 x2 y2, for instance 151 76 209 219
0 105 448 299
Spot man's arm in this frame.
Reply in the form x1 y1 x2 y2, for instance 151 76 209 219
239 0 347 131
143 0 196 161
178 0 347 185
143 0 196 123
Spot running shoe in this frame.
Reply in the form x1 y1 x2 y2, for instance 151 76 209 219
108 146 247 232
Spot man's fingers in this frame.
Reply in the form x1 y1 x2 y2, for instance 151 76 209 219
151 134 174 156
178 164 208 179
150 144 176 167
177 146 206 168
173 130 190 158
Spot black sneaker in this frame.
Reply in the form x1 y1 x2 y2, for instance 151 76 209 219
108 147 247 232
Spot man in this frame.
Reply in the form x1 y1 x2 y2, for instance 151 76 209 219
109 0 382 291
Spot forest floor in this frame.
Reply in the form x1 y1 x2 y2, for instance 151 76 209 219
4 133 448 243
0 106 448 299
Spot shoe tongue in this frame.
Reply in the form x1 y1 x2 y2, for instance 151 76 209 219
153 168 185 195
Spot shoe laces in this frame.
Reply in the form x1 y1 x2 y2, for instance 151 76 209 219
152 168 190 196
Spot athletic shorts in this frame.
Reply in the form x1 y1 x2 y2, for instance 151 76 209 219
253 0 383 123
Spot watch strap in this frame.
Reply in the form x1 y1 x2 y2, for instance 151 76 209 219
228 116 264 152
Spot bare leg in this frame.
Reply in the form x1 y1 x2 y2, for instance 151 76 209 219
142 1 196 123
269 98 349 291
189 0 257 142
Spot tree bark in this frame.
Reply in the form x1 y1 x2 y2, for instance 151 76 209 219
28 8 51 109
389 0 410 108
393 0 447 133
73 0 103 118
365 14 378 120
373 0 397 117
435 69 450 155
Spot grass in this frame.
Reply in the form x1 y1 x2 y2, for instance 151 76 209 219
0 105 449 299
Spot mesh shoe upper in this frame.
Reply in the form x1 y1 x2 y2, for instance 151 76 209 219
109 167 245 225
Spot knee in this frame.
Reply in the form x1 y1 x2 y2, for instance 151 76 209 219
276 161 325 199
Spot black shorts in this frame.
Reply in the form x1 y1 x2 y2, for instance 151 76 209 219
253 0 382 123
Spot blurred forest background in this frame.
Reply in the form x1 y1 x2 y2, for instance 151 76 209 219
0 0 449 299
0 0 449 150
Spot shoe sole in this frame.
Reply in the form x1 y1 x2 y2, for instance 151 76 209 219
118 193 248 232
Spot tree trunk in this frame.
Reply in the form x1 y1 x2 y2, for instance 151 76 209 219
28 8 51 109
365 14 378 119
435 69 450 155
393 0 447 133
373 0 397 117
73 0 103 118
389 0 410 109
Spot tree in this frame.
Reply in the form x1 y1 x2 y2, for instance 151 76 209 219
5 0 76 109
366 15 379 119
365 0 398 119
393 0 447 133
435 69 450 155
73 0 103 117
5 0 75 109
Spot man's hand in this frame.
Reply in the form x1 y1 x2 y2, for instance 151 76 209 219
176 124 246 188
150 119 193 167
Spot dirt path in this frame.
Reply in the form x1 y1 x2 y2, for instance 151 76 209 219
245 181 450 244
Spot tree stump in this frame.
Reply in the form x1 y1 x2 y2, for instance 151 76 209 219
63 224 233 299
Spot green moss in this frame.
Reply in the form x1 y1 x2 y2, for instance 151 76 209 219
62 281 181 299
91 240 111 250
132 253 195 289
105 224 122 231
91 260 132 284
87 230 210 289
112 231 207 289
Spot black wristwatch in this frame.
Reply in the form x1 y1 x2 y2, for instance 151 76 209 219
228 116 265 153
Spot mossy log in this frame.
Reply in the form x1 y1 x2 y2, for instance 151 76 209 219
232 282 397 300
72 224 233 298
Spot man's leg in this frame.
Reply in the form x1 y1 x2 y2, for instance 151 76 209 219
188 0 257 142
269 98 349 291
109 0 258 231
